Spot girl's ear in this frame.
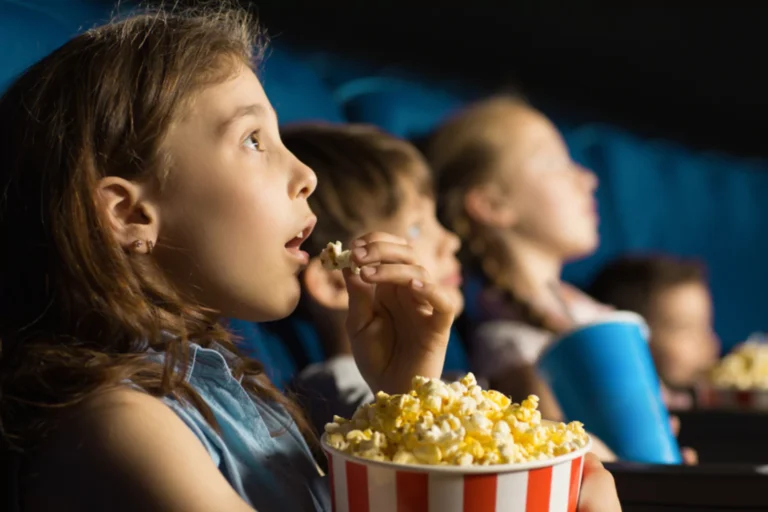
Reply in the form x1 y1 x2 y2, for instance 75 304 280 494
464 184 518 229
95 176 160 252
302 258 349 310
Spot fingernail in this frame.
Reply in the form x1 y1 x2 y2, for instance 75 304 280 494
352 247 367 260
352 239 366 247
411 279 424 289
361 266 376 277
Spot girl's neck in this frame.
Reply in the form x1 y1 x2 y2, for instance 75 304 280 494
503 235 564 301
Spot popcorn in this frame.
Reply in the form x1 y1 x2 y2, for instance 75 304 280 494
324 373 589 466
393 449 419 465
320 241 360 274
710 341 768 390
455 453 474 466
414 444 443 464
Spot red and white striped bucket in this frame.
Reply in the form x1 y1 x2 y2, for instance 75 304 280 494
323 436 590 512
695 384 768 411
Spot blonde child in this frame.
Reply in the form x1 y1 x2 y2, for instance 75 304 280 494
427 96 696 464
0 9 620 512
427 96 607 420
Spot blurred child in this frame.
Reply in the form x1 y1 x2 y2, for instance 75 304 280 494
426 97 698 464
426 95 608 420
279 123 469 430
588 254 720 407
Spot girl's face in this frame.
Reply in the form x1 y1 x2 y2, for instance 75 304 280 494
495 105 599 260
649 281 721 387
152 66 317 322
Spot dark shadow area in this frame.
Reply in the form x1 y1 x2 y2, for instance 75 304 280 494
608 461 768 511
244 1 768 158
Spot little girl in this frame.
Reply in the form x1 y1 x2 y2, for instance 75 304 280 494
0 8 619 512
427 96 696 464
426 96 608 420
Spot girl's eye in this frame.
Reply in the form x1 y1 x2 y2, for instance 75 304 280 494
244 131 263 151
406 224 422 240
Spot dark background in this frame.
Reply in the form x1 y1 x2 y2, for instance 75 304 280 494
240 2 768 158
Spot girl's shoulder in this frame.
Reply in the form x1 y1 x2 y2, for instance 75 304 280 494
22 387 254 512
560 283 613 323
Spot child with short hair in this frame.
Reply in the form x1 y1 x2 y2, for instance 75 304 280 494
278 123 469 429
589 254 720 407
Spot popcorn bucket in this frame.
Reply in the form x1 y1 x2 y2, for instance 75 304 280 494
695 384 768 411
322 434 591 512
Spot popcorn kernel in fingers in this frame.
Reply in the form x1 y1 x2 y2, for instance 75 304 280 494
324 372 588 466
319 241 360 274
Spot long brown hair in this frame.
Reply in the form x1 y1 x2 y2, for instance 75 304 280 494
0 5 309 453
426 96 560 333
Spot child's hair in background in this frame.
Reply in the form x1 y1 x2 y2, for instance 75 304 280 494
281 123 433 258
0 6 310 452
588 254 716 390
425 95 561 333
587 255 707 319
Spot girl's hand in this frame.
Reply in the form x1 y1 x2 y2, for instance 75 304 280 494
343 232 456 394
578 453 622 512
589 435 617 462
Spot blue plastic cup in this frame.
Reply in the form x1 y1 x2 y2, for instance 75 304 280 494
537 311 682 464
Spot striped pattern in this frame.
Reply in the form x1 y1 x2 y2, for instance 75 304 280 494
696 385 768 411
325 451 585 512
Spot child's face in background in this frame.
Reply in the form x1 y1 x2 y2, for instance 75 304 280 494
649 281 720 387
374 176 464 314
153 66 318 322
494 105 599 260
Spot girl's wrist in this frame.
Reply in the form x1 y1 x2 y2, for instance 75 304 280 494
368 348 446 395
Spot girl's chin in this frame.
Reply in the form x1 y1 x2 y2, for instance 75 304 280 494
569 233 600 258
446 288 465 316
240 282 302 323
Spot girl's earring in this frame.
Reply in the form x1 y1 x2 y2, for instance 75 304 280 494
131 239 154 254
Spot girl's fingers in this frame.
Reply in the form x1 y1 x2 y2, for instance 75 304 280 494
582 452 605 478
343 268 375 335
352 241 416 267
669 415 680 437
352 232 408 247
359 263 430 287
360 264 456 318
588 436 617 462
408 279 456 326
579 453 621 512
682 447 699 465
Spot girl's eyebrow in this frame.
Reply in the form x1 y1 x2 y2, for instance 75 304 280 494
217 103 277 135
